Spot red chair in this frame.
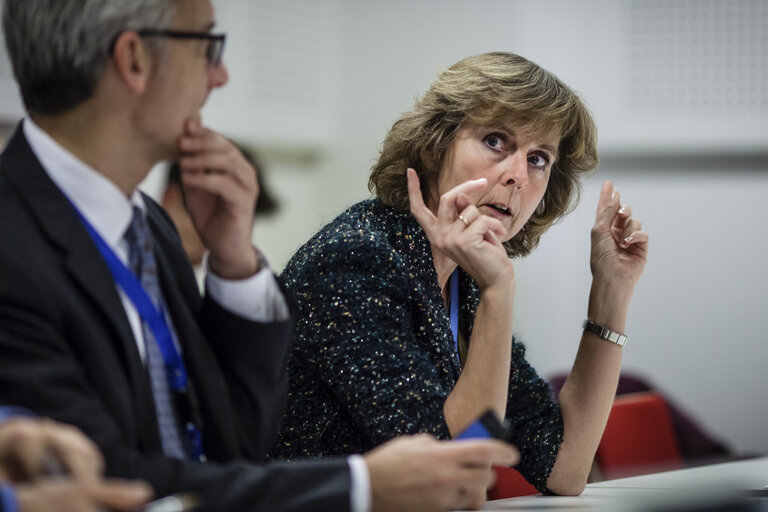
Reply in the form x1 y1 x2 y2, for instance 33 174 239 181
595 391 684 480
489 390 685 497
488 466 539 499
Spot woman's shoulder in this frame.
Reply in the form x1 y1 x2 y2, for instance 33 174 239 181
324 198 404 242
282 199 420 278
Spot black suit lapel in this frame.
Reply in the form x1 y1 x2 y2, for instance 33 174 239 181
0 125 153 421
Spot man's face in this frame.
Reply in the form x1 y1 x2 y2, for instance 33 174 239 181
137 0 228 159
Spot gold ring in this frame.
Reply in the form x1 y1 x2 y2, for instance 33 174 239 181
458 214 470 227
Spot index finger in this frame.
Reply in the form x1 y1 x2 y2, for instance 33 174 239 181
436 177 487 226
178 125 227 155
183 116 202 136
407 168 437 229
594 181 621 231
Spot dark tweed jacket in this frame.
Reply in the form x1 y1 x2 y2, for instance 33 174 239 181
272 198 563 491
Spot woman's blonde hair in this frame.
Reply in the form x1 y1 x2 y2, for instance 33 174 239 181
369 52 599 257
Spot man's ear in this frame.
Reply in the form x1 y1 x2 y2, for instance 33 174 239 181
111 31 153 94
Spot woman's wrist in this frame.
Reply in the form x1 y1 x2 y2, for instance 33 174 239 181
586 278 634 332
478 279 515 308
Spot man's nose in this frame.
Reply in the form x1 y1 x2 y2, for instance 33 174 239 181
209 60 229 89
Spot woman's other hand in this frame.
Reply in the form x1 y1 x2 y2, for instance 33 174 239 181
546 182 648 494
407 168 514 291
587 181 649 331
590 181 648 289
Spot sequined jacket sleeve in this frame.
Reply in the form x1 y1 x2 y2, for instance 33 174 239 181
505 342 563 490
279 223 455 450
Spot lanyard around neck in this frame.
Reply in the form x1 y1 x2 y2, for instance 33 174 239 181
69 201 205 461
72 205 189 391
449 268 460 364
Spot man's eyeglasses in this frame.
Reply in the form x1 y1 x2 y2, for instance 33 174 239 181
137 29 226 67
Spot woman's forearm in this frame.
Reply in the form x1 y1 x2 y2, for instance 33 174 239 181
545 278 634 495
443 281 515 437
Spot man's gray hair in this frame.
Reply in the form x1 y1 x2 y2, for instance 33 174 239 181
2 0 176 116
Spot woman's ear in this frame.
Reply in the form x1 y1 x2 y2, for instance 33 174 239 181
111 31 153 94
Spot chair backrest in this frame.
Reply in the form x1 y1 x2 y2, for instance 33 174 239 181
488 466 539 499
596 391 684 480
490 390 686 497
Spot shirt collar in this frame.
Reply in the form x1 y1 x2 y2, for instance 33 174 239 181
23 117 146 248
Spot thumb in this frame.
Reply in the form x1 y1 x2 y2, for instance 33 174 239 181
84 479 153 510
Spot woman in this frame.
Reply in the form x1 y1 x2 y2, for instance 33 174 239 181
272 52 648 495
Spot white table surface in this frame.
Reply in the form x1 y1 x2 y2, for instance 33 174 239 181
472 457 768 512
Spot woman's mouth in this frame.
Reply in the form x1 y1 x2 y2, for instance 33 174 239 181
481 203 512 218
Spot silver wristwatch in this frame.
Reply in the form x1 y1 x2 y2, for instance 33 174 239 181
582 319 627 347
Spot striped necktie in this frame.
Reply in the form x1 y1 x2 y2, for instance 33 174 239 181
124 206 187 459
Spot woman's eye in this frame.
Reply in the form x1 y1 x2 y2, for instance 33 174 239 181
528 154 550 169
483 134 505 151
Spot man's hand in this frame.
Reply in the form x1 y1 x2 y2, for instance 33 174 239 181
177 119 261 280
15 479 152 512
0 417 102 483
0 417 152 511
364 434 519 512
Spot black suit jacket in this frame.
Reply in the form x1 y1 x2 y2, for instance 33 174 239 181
0 125 351 512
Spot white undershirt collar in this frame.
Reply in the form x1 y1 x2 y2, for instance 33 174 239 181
23 117 145 249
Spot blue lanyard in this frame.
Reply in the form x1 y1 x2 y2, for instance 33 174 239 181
0 483 19 512
74 207 189 390
71 204 204 460
449 268 460 364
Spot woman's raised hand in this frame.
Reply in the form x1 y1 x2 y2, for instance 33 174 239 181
590 181 649 298
588 181 648 324
407 168 514 291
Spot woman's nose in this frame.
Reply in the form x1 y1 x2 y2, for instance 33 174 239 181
500 152 528 189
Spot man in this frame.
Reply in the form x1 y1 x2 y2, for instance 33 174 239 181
0 1 518 511
0 408 152 512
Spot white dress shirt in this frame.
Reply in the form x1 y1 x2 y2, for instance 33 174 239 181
22 118 370 512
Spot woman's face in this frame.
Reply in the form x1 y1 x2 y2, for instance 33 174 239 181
431 123 559 242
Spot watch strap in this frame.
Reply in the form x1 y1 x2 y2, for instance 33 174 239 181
582 319 627 346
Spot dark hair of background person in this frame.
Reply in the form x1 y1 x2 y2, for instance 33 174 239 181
167 143 279 216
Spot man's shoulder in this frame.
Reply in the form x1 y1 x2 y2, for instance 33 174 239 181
0 172 49 257
0 126 61 251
